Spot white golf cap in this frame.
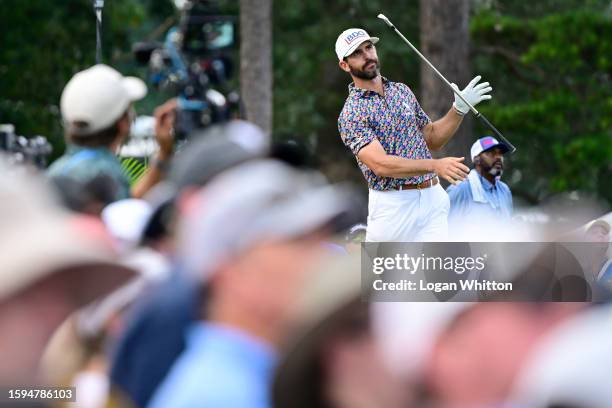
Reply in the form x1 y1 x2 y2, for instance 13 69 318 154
101 199 153 252
335 28 379 61
61 64 147 136
470 135 510 163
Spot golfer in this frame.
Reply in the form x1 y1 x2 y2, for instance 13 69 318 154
336 28 493 241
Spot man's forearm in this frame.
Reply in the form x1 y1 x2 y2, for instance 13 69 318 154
369 155 435 178
130 149 172 199
131 163 165 198
424 107 463 151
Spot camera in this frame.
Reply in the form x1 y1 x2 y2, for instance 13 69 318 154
0 124 52 168
133 0 239 140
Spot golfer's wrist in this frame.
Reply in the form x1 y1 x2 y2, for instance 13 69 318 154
452 102 467 116
426 159 437 173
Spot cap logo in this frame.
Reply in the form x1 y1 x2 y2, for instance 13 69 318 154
481 137 495 148
344 30 366 45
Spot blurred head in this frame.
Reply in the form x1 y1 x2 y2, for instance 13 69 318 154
583 219 611 264
50 174 124 216
61 64 146 148
344 223 367 254
423 303 581 407
139 120 270 249
209 232 330 345
0 158 135 384
511 304 612 408
585 219 610 244
101 199 153 253
178 159 353 345
274 255 409 408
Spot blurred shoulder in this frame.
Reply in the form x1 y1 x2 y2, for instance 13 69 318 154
447 178 471 195
497 179 512 194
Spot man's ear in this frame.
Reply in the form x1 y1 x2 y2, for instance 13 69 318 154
339 59 350 73
115 114 131 143
473 156 481 166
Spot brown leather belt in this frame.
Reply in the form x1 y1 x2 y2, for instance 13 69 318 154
392 176 439 191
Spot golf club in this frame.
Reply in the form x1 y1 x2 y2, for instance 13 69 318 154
377 13 516 154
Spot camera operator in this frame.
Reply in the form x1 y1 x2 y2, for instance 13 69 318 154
48 64 176 206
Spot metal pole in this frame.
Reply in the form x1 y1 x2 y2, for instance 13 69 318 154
94 0 105 64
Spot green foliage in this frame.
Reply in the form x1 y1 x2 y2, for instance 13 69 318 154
471 7 612 203
0 0 168 160
1 0 610 204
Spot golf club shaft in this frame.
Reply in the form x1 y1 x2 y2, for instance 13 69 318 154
378 14 517 153
477 114 514 152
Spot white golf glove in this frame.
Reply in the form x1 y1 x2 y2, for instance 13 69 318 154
452 75 492 115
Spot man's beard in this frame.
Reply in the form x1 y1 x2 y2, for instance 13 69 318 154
485 162 504 178
350 60 380 80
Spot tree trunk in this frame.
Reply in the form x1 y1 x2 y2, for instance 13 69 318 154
240 0 273 134
419 0 472 161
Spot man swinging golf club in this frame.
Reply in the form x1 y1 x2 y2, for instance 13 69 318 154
336 28 493 242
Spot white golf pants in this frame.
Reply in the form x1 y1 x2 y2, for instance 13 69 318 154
365 183 450 242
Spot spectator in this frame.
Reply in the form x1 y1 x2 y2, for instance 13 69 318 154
47 64 176 207
147 159 352 408
344 223 367 254
447 136 513 235
584 219 611 285
109 121 270 408
0 157 136 386
273 255 408 408
373 301 583 408
510 304 612 408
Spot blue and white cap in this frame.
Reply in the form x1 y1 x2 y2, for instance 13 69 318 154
470 136 510 163
335 28 379 61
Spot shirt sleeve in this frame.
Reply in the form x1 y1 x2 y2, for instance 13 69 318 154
338 106 377 156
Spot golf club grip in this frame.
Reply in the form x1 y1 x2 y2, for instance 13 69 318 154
476 114 517 154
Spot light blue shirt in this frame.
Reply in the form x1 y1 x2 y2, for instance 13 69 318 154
597 259 612 288
148 322 277 408
47 145 131 200
447 169 513 223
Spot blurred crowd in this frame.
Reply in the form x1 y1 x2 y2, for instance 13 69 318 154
0 65 611 408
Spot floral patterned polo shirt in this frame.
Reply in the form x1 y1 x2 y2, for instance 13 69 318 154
338 76 436 190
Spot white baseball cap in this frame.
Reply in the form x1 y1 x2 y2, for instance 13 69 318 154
335 28 379 61
61 64 147 135
470 135 510 162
